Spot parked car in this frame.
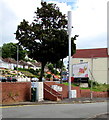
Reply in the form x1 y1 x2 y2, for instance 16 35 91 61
0 76 7 82
6 77 17 82
31 77 39 82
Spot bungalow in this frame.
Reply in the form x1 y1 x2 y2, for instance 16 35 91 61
0 58 17 70
0 57 33 70
27 61 41 70
71 48 109 84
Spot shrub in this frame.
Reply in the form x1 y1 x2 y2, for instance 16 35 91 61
88 80 99 88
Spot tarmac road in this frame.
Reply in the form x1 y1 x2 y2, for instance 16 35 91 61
1 102 107 118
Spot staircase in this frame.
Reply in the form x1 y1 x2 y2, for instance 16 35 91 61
44 82 63 101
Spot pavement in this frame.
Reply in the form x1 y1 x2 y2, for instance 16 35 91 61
85 113 109 119
1 97 109 106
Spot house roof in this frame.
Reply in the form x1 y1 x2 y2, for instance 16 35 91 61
73 48 109 58
19 60 32 66
3 58 17 64
31 62 41 67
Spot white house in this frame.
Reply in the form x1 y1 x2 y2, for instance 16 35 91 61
27 61 41 70
0 57 17 69
71 48 109 84
0 58 33 70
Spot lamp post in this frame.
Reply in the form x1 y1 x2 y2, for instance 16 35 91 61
17 45 19 77
90 55 93 100
68 11 72 99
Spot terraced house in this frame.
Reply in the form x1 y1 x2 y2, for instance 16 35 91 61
71 48 109 84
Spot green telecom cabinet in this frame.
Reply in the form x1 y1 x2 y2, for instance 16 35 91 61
31 88 37 102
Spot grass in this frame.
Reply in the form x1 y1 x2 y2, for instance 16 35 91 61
19 70 35 77
62 82 79 87
62 82 109 92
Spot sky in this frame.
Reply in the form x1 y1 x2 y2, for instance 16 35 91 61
1 0 107 49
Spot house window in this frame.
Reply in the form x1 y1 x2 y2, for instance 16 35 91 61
80 60 83 63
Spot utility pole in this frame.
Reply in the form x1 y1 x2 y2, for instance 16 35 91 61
68 11 72 99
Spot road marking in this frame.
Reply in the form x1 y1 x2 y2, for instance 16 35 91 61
0 105 24 108
0 104 41 108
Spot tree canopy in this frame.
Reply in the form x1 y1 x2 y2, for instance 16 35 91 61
15 2 78 81
1 42 26 61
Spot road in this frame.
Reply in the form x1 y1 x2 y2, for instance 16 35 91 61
1 102 107 118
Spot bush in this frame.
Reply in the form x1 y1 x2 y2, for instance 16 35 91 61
17 68 40 76
46 74 52 78
88 80 99 88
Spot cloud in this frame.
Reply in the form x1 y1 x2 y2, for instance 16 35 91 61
1 0 107 50
72 0 107 49
1 0 41 46
1 0 18 46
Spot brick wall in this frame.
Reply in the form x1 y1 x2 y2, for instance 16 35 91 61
1 82 109 104
44 83 63 100
45 82 68 98
80 89 109 98
44 88 58 101
80 89 91 98
1 82 31 104
45 82 109 99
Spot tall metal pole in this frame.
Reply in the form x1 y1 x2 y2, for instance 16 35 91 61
107 2 109 56
17 45 19 77
68 11 72 99
90 55 93 100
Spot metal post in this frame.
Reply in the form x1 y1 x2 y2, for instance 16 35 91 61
17 45 19 77
68 11 72 99
90 56 93 100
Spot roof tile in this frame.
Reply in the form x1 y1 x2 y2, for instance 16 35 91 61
73 48 109 58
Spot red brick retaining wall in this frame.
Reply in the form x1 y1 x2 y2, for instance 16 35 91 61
45 82 68 98
1 82 31 104
45 82 109 99
80 89 108 98
1 82 109 104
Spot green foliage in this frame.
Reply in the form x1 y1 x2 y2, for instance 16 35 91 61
92 84 109 92
20 70 35 77
88 80 99 88
47 63 59 75
63 81 109 92
62 82 79 87
1 42 26 60
46 74 52 78
47 64 54 71
18 68 40 76
15 2 78 81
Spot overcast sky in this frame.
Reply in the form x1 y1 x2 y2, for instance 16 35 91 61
1 0 107 50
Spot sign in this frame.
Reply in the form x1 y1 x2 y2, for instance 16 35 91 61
72 62 89 78
51 85 62 92
31 82 38 88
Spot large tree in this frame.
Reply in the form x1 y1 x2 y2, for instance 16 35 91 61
15 2 78 81
1 42 26 61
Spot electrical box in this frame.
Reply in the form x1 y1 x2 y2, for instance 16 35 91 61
70 90 77 98
31 82 43 101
